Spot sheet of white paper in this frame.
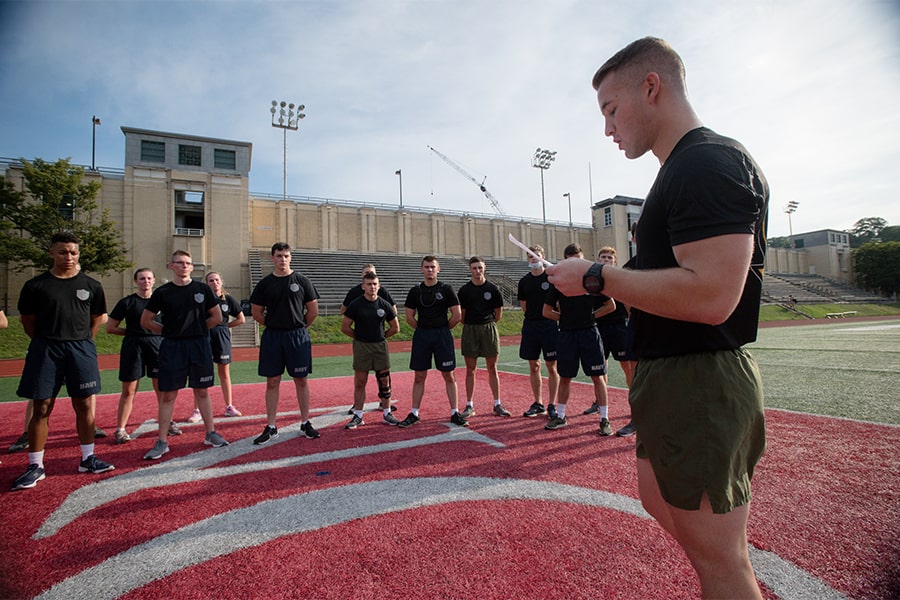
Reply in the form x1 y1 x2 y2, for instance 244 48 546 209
507 233 554 266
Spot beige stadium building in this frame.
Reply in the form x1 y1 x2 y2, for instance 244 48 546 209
1 126 856 329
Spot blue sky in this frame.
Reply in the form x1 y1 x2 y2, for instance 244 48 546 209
1 0 898 237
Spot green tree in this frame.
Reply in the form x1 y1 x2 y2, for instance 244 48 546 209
853 241 900 295
878 225 900 243
0 158 132 275
767 236 792 249
847 217 887 247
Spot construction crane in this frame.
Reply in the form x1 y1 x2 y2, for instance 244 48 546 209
427 145 507 216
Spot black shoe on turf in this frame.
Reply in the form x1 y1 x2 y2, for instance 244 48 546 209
450 412 469 427
547 404 558 420
11 464 45 490
545 416 568 430
583 403 600 415
398 413 420 428
8 431 29 453
253 426 279 445
616 421 637 437
523 402 546 418
79 455 115 474
301 421 320 439
598 418 613 436
345 415 364 429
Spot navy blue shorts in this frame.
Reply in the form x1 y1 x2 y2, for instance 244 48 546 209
557 327 607 379
119 335 161 382
258 327 312 378
158 336 215 391
597 321 638 362
409 327 456 372
209 326 233 364
17 338 101 400
519 319 559 362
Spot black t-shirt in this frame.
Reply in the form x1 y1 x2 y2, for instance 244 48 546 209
404 281 459 329
344 295 397 343
458 280 503 325
18 271 106 341
109 293 160 337
145 280 218 339
596 298 627 326
517 271 553 321
632 127 768 358
342 284 395 309
249 271 319 329
545 284 608 331
214 294 243 330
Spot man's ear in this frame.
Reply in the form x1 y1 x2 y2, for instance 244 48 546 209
645 72 661 102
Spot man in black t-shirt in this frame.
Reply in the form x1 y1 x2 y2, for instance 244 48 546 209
341 263 397 415
457 256 508 419
341 271 401 429
140 250 229 460
249 242 321 443
547 38 768 597
516 244 560 418
398 255 467 428
12 232 114 491
542 243 613 435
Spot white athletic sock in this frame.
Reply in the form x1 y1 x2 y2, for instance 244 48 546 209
354 410 363 418
384 408 392 417
557 404 567 418
80 444 94 460
494 399 501 406
466 402 474 409
29 450 45 469
599 405 608 420
411 408 419 417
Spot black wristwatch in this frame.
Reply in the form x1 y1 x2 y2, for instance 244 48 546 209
582 262 605 295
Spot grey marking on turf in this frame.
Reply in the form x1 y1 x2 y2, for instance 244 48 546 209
34 416 504 539
33 476 845 600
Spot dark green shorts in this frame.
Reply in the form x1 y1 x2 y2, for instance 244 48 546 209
352 339 391 372
631 348 766 514
461 322 500 358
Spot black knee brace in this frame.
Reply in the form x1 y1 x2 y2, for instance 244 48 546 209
376 370 392 400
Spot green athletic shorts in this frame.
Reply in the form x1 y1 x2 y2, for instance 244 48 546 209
352 339 391 373
461 322 500 358
631 348 766 514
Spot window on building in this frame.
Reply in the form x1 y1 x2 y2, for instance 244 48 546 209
140 140 165 163
178 144 202 166
603 207 612 227
174 190 204 236
214 149 236 170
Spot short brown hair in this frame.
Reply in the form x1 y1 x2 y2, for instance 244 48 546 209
592 37 686 92
598 246 616 257
563 242 583 258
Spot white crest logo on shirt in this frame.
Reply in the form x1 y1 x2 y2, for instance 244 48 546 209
290 283 301 293
76 289 90 301
194 293 205 303
376 309 385 318
222 305 230 313
435 292 444 300
541 282 550 290
483 291 492 300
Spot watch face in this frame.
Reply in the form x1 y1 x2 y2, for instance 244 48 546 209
584 277 602 294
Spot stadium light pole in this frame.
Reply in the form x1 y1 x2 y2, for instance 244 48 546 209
91 115 101 171
270 100 306 202
395 169 403 208
785 200 799 239
532 147 556 223
563 192 572 226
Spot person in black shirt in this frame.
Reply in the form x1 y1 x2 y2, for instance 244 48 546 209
341 263 398 415
12 232 114 491
547 38 768 597
542 243 613 435
398 256 467 428
517 244 560 418
140 250 229 460
106 268 165 444
457 256 508 418
341 271 401 428
249 242 321 443
199 271 246 419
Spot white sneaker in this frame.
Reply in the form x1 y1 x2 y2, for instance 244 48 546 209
187 409 202 424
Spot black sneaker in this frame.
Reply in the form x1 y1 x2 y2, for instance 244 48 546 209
12 464 46 490
301 421 320 439
493 404 512 417
94 425 108 439
347 408 355 416
598 418 613 436
450 412 469 427
545 416 568 430
523 402 546 418
345 415 364 429
547 404 558 420
460 405 476 419
583 403 600 415
398 413 420 428
79 455 115 474
616 421 636 437
8 431 29 453
383 413 401 426
253 425 279 445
